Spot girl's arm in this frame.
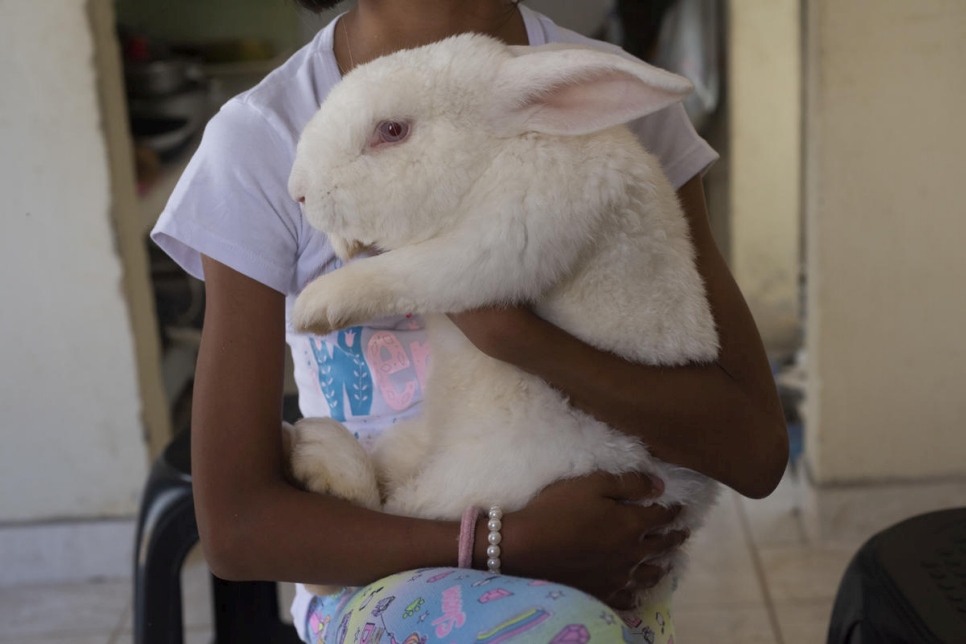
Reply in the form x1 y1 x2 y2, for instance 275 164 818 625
450 176 790 499
191 256 455 584
193 254 683 606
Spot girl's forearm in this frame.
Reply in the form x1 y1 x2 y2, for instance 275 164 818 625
490 311 788 498
200 476 468 585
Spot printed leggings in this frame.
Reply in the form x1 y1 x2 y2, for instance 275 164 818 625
303 567 674 644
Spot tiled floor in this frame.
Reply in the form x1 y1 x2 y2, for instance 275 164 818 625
673 470 850 644
0 468 844 644
3 468 962 643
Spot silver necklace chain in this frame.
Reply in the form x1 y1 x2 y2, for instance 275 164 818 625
339 15 355 76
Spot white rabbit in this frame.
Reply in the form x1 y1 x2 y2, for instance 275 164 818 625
285 34 720 605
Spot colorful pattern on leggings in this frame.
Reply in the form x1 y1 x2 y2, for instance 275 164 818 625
303 568 674 644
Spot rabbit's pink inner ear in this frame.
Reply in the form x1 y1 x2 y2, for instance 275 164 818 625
488 50 692 137
522 70 686 136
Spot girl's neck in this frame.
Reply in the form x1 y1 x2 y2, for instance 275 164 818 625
336 0 527 73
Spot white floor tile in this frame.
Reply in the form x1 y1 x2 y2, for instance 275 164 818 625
115 628 212 644
0 520 134 588
774 599 835 644
803 479 966 550
741 468 807 548
675 491 767 610
700 489 748 544
673 605 778 644
184 626 214 644
0 580 128 637
757 545 853 603
181 546 213 628
1 634 115 644
112 605 131 642
111 626 211 644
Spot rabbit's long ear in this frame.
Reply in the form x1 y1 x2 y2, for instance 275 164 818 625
489 45 693 137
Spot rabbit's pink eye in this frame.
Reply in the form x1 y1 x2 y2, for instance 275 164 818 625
376 120 410 144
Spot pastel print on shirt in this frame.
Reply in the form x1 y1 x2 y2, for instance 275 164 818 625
309 327 372 422
308 320 430 427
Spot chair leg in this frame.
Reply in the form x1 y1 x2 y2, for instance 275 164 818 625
133 466 198 644
134 429 301 644
212 576 299 643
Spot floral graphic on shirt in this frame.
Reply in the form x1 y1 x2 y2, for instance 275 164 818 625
310 328 373 421
367 331 418 410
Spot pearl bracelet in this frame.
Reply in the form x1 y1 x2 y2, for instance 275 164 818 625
485 505 503 573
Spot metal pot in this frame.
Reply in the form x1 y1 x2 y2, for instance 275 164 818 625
127 80 210 132
130 116 195 161
124 56 203 98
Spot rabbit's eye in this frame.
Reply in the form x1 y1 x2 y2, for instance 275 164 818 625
374 120 410 145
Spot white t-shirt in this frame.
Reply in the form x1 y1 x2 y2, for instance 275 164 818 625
151 5 717 637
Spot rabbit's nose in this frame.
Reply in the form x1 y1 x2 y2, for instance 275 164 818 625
288 169 308 203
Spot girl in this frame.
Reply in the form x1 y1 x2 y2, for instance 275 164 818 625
151 1 788 642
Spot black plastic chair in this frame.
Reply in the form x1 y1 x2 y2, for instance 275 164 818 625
827 507 966 643
133 426 302 643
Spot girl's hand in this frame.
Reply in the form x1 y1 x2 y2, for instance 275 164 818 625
499 472 688 610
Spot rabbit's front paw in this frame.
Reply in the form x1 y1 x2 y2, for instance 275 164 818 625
286 418 381 510
292 291 336 336
293 271 385 335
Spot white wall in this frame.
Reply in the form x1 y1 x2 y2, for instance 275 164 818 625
727 0 801 353
804 0 966 483
0 0 148 521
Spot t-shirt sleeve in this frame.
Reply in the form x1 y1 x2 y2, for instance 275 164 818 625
628 102 719 191
151 100 302 294
533 15 718 191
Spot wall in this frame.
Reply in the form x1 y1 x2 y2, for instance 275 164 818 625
727 0 802 354
0 0 149 521
804 0 966 483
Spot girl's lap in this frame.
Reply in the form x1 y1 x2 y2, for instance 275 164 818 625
304 567 674 644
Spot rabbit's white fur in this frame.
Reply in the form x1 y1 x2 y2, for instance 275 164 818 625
286 34 720 604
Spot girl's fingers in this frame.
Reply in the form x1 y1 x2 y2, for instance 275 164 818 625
606 581 640 611
628 503 683 532
601 472 665 501
605 563 669 610
638 529 689 560
633 563 669 589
